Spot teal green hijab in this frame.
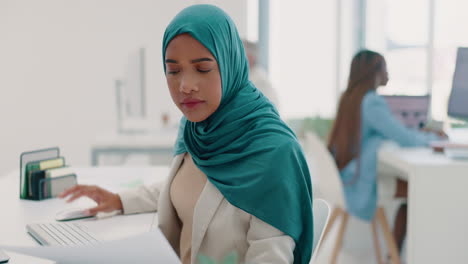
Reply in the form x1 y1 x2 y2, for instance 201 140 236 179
163 5 313 263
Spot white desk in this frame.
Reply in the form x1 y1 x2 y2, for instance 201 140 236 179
0 167 169 247
91 130 177 166
379 147 468 264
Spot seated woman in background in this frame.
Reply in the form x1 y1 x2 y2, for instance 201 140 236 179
327 50 444 253
60 4 313 264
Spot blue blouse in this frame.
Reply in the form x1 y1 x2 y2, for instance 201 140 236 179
340 91 438 221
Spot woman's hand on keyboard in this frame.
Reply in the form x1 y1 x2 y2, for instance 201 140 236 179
58 185 123 215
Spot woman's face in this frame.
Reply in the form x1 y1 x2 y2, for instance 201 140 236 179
378 59 389 87
165 34 222 122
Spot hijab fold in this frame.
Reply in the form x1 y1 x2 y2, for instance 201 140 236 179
163 5 313 263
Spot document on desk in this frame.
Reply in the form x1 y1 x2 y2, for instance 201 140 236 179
0 229 180 264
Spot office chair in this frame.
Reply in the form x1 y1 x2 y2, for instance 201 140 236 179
304 132 401 264
310 198 331 264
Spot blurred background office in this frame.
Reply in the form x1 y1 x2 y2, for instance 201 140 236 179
2 0 468 263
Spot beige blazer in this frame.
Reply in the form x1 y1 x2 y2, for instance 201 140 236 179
119 154 295 264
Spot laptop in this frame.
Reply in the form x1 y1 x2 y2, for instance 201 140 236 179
23 214 180 263
383 95 430 129
14 226 180 264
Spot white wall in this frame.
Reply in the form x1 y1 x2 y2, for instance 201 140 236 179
270 0 338 119
0 0 247 174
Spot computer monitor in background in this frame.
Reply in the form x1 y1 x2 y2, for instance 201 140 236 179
383 95 430 129
448 47 468 121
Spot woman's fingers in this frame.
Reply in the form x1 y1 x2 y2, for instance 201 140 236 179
438 131 448 139
66 189 92 203
87 204 111 215
58 184 85 198
64 186 101 203
58 185 120 213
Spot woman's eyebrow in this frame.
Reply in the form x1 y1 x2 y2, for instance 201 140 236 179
191 58 214 63
165 58 214 64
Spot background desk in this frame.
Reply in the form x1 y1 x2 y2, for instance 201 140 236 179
379 147 468 264
0 167 169 246
90 130 177 166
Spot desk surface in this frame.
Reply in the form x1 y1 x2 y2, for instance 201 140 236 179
380 127 468 169
0 167 169 247
380 145 468 168
379 145 468 264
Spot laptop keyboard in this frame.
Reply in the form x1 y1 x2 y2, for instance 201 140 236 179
27 222 100 246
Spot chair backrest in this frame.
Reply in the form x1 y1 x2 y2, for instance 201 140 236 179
303 132 346 208
310 198 331 263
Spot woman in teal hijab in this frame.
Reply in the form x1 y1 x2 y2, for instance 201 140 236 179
60 4 313 264
166 5 313 263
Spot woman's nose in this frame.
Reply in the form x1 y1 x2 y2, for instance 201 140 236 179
180 74 199 94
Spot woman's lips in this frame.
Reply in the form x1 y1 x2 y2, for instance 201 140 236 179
181 98 204 109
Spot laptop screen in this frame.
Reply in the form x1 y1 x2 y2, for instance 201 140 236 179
383 95 430 129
